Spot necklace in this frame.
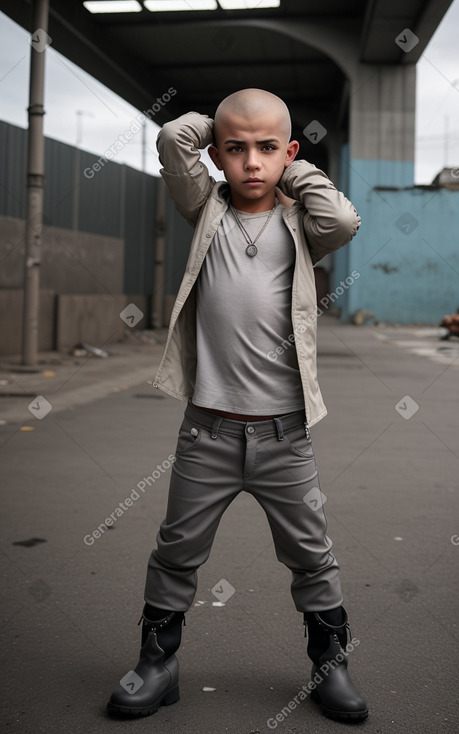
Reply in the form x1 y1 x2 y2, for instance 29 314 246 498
230 204 276 257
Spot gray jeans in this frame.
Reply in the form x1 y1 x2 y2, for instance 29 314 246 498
144 402 342 613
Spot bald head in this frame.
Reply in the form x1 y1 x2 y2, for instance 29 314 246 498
214 88 292 145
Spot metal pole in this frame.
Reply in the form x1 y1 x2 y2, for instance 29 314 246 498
76 110 83 146
73 146 80 231
22 0 50 365
73 110 94 231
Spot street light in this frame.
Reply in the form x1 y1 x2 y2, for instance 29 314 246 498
75 109 94 147
444 79 459 167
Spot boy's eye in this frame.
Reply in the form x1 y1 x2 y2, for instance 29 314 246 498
226 145 277 154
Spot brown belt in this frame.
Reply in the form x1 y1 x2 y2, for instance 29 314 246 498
189 400 284 422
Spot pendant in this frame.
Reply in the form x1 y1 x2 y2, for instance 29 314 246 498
246 244 258 258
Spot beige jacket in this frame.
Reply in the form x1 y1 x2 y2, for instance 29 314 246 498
151 112 360 426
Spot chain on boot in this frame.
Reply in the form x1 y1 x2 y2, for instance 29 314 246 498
107 609 185 717
303 607 368 721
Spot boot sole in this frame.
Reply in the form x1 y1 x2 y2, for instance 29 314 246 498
107 683 179 717
310 688 368 722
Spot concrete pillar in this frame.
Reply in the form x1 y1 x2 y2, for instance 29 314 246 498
350 65 416 179
335 63 417 320
249 19 419 321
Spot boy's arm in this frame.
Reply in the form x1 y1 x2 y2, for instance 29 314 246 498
278 160 360 265
156 112 216 227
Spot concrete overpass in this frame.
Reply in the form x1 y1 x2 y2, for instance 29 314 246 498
3 0 453 179
1 0 457 360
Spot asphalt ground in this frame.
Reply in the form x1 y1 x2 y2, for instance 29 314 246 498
1 318 458 734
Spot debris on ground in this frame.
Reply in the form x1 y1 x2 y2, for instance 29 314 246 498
440 312 459 339
353 309 375 325
70 343 109 358
81 343 109 358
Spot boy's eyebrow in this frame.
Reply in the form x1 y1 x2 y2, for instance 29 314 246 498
223 138 281 145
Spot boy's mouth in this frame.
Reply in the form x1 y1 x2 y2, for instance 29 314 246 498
243 178 263 185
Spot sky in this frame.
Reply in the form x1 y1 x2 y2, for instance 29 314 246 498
0 3 459 184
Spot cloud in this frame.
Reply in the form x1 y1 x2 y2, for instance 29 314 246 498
415 0 459 182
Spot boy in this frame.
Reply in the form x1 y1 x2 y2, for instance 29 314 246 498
108 88 368 722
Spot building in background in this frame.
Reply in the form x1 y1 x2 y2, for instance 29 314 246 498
1 1 459 355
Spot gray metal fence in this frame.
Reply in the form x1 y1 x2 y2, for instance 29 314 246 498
0 120 193 297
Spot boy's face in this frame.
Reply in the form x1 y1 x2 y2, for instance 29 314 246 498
208 110 299 213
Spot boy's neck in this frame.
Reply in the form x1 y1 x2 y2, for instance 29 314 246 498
230 191 276 213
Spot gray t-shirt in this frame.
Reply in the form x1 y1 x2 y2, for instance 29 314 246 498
192 202 305 414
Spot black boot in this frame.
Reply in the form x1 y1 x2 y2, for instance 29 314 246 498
304 607 368 722
107 607 185 717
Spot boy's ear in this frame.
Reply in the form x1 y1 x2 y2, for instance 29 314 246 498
208 145 223 171
284 140 300 167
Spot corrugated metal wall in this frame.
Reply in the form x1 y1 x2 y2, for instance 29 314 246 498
123 166 157 296
77 149 123 238
0 120 169 296
0 121 27 221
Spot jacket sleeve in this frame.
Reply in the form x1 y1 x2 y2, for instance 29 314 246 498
278 160 361 265
156 112 216 228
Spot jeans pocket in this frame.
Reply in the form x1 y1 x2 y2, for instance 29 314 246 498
284 424 315 459
175 419 203 457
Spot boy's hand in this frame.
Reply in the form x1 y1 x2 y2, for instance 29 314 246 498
156 112 217 227
277 161 305 197
277 160 361 263
158 112 215 156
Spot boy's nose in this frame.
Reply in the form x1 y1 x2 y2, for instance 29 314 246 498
245 153 260 170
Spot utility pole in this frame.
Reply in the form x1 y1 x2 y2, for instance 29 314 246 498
75 109 94 147
22 0 50 365
73 110 94 231
444 116 449 168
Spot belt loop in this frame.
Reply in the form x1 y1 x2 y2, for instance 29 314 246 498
304 421 311 441
273 417 284 441
211 416 223 439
